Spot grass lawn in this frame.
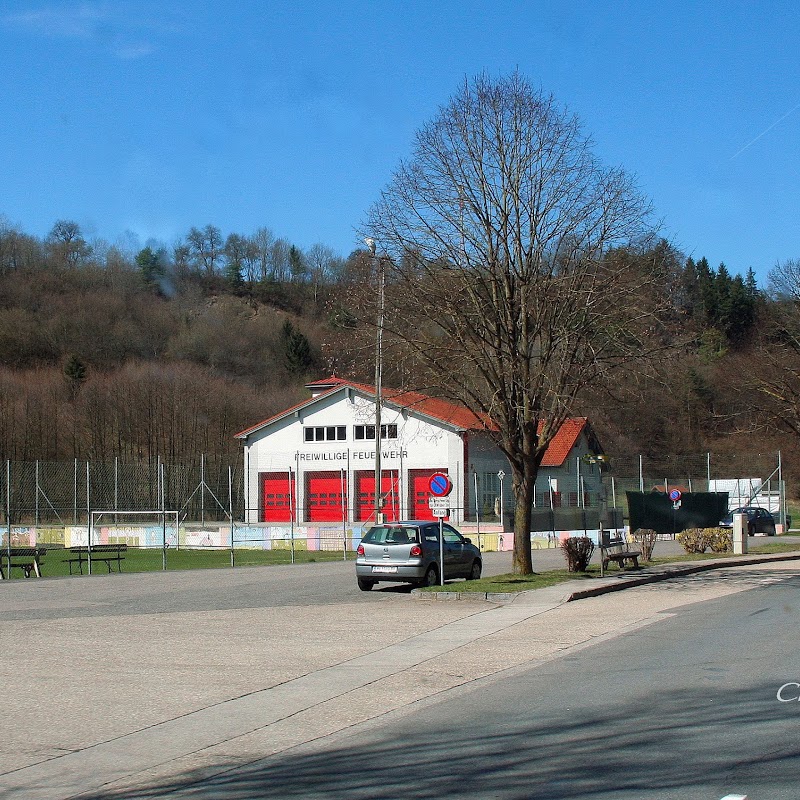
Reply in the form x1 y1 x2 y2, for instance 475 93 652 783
23 546 350 579
422 569 600 593
421 540 800 595
10 540 800 584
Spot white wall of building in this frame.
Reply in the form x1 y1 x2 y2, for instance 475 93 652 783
241 388 471 523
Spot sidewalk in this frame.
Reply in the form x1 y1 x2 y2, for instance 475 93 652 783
417 547 800 603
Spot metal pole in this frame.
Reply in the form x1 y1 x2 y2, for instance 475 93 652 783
74 458 78 525
291 455 297 561
499 471 505 530
639 455 644 493
86 461 91 575
161 462 167 571
114 456 119 524
229 466 235 568
778 450 785 528
474 471 481 551
341 467 347 560
707 451 711 486
439 516 444 587
201 454 205 526
374 252 384 525
6 461 11 573
35 460 39 526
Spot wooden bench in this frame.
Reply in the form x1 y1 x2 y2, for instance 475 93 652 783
600 535 642 571
0 546 48 578
66 544 128 574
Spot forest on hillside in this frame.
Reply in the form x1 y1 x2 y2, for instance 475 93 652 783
1 216 800 492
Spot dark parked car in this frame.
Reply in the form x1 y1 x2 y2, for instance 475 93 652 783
720 506 776 536
355 520 482 591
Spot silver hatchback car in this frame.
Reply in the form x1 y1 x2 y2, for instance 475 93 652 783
355 520 482 591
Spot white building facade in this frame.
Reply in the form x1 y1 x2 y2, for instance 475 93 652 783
236 377 604 527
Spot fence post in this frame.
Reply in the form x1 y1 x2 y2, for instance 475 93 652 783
229 466 235 568
161 462 167 571
6 461 11 565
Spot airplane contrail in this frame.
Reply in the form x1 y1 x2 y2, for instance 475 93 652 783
731 100 800 159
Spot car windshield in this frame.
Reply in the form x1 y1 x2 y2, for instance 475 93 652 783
361 526 419 545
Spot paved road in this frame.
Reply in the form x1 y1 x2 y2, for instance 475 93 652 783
234 571 799 800
0 546 797 799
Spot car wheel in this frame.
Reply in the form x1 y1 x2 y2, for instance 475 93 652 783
468 560 482 581
422 565 439 587
357 578 375 591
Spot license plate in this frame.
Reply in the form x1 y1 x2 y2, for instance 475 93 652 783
372 566 398 574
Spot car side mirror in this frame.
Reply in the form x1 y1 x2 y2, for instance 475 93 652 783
463 537 472 544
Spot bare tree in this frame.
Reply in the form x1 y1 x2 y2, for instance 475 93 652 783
251 227 275 282
47 219 91 268
187 224 225 275
306 243 344 303
364 72 656 574
768 258 800 301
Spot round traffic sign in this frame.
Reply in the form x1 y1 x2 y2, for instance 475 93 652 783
428 473 453 497
669 489 682 502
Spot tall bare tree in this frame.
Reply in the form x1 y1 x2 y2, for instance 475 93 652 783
364 72 657 574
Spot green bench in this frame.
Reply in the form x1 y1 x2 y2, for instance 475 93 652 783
0 546 48 578
66 544 128 574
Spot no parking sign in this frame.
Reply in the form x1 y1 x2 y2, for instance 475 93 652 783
428 473 452 497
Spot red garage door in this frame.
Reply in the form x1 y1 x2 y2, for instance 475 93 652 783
261 472 295 522
409 468 449 521
355 470 400 522
306 471 348 522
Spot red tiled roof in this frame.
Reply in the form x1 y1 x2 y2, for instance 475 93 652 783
236 378 591 467
539 418 588 467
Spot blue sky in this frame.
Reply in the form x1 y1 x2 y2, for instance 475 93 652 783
1 1 799 284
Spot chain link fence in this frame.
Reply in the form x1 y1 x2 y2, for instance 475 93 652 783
1 451 788 571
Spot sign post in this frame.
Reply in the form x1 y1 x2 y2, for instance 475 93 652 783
428 473 453 586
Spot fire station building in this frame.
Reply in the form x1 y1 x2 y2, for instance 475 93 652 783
235 376 604 526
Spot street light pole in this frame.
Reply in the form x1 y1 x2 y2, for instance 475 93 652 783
365 238 384 524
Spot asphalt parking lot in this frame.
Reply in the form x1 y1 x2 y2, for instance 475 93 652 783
1 539 798 799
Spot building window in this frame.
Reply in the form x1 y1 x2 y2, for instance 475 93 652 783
303 426 346 442
480 472 500 518
354 424 397 440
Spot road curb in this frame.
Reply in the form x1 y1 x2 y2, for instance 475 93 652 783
412 551 800 604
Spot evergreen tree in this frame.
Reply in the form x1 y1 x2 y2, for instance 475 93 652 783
63 354 87 397
135 246 166 287
280 320 313 375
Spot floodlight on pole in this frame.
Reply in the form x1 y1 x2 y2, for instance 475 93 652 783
364 237 384 524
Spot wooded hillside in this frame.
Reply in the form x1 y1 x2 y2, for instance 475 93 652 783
1 216 798 492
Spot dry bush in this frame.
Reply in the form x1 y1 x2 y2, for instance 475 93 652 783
630 528 658 560
561 536 595 572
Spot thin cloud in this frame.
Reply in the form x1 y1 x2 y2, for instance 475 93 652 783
2 3 110 38
731 100 800 160
1 2 184 59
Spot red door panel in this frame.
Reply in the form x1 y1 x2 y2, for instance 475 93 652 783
261 472 295 522
306 471 348 522
355 470 400 522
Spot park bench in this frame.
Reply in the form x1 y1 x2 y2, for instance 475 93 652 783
66 544 128 574
599 533 642 571
0 546 48 578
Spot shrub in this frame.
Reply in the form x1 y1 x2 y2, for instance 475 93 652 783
707 527 733 553
630 528 658 561
561 536 595 572
676 527 709 553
